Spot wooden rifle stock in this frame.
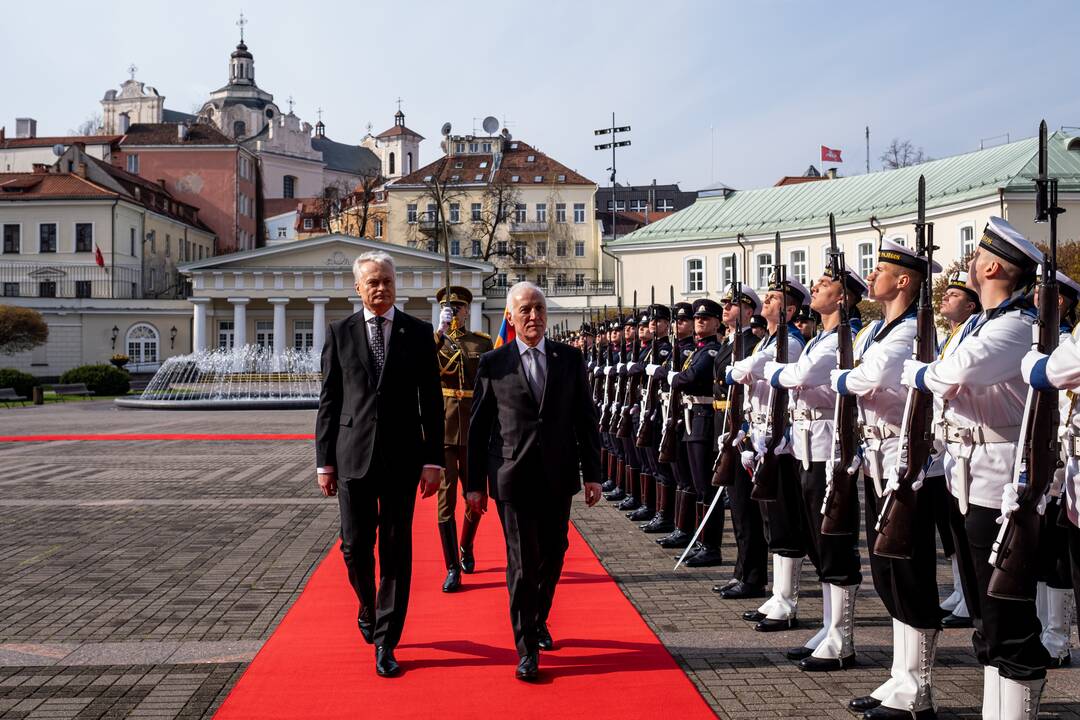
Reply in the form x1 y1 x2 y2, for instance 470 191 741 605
712 335 745 487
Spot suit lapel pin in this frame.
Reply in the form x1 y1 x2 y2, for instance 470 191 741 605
552 351 558 358
398 328 405 334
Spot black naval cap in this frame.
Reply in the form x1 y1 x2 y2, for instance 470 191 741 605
579 322 595 336
648 303 672 321
946 270 981 309
692 298 723 319
673 302 694 321
793 306 816 323
749 314 767 330
624 313 638 327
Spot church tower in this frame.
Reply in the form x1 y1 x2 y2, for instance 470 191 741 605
371 107 423 180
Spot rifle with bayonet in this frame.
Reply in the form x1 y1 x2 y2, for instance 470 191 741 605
750 231 789 502
617 291 642 438
989 120 1064 600
600 299 624 433
592 307 606 407
712 252 746 487
821 213 861 535
874 175 938 558
637 287 661 448
658 286 682 463
599 304 617 432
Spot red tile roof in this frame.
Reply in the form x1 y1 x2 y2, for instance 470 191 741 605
0 134 122 150
0 172 115 199
121 122 235 146
376 124 424 140
393 140 593 187
773 175 829 187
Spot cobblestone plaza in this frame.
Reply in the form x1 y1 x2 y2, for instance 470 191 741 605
1 403 1078 719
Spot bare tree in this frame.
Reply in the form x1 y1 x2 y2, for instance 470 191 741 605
310 180 355 235
69 113 103 136
469 176 521 262
880 138 931 170
336 168 384 238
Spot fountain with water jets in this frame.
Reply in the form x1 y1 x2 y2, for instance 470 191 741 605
115 345 321 410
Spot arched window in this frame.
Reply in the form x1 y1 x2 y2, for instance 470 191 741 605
388 152 395 175
405 152 413 174
126 323 160 365
283 175 296 199
233 120 246 138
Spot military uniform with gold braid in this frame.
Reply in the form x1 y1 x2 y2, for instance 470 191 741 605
434 286 493 593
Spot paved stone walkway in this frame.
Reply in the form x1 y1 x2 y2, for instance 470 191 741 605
0 402 1078 718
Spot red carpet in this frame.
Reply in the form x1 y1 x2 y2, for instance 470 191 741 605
214 493 716 719
0 433 315 442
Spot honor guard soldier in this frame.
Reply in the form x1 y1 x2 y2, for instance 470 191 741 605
935 272 982 630
434 286 493 593
1024 271 1080 672
900 218 1050 719
831 238 943 719
668 299 726 566
601 319 625 493
765 265 866 671
656 302 699 547
749 314 768 339
793 306 820 342
611 313 645 507
628 305 673 524
728 275 808 632
713 284 769 599
1026 270 1080 669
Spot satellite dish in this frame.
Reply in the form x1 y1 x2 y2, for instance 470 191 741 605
440 122 452 136
52 144 65 157
482 116 499 135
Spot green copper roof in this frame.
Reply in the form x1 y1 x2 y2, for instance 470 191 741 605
611 131 1080 248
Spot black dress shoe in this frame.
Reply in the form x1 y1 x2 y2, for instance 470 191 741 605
442 566 461 592
712 578 739 594
357 609 374 645
1049 652 1072 669
628 505 654 521
848 696 880 712
604 487 626 501
799 653 856 672
601 479 616 492
375 646 400 677
754 617 799 632
720 582 768 600
459 545 475 574
742 610 766 622
640 515 674 534
617 495 640 511
656 529 691 548
863 705 937 719
941 612 972 629
684 546 722 567
537 623 554 651
515 652 539 681
785 645 813 661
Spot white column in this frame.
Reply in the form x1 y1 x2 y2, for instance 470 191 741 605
394 296 410 312
470 298 484 327
309 297 329 355
229 297 249 348
191 298 210 353
428 297 441 328
269 297 289 356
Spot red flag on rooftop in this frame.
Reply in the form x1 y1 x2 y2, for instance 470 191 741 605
821 146 843 163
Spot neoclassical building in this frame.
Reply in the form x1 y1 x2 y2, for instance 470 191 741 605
178 235 493 356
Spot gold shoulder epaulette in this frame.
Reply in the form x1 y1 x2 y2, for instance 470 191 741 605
474 331 491 339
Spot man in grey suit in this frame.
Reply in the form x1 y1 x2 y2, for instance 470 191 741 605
466 282 603 681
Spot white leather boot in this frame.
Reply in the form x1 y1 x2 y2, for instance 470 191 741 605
1042 585 1075 667
880 622 937 714
998 675 1045 720
982 666 1001 720
940 555 963 613
800 583 857 671
763 555 801 622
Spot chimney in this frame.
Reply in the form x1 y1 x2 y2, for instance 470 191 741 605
826 168 837 180
178 123 188 141
0 126 5 142
32 163 49 174
158 178 168 189
118 112 130 134
15 118 37 139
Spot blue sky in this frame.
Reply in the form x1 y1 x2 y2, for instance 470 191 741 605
7 0 1080 191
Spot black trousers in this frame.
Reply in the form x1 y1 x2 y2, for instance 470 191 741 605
337 458 419 649
800 461 862 586
671 430 693 492
758 455 806 557
1070 521 1080 611
728 461 768 587
864 475 941 629
1037 497 1073 589
495 493 574 657
948 498 1051 680
686 438 714 502
621 436 641 471
926 474 956 558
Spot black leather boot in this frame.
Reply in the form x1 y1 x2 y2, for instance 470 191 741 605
628 472 655 520
605 459 627 501
685 497 723 567
618 466 641 511
657 489 695 548
438 520 461 592
459 512 479 574
601 448 616 491
642 480 675 533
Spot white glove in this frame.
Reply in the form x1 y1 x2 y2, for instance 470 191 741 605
911 469 926 493
667 371 678 385
438 306 454 332
901 359 927 390
604 366 614 376
646 363 663 377
731 429 746 448
884 466 901 495
740 450 757 474
1021 349 1047 385
774 432 791 456
997 483 1020 524
829 369 848 393
627 362 644 374
729 362 751 385
752 433 768 458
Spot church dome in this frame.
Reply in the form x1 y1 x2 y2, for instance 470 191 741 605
231 41 253 60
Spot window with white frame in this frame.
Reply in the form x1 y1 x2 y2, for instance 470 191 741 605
471 203 482 221
374 219 383 238
575 241 585 257
255 320 274 350
2 224 18 253
536 203 547 223
687 258 705 293
514 204 527 223
469 142 479 153
126 154 139 174
555 203 567 223
536 240 547 257
656 198 674 212
450 239 460 256
471 240 481 257
756 252 773 290
303 218 314 230
449 203 460 223
719 254 737 289
575 273 585 287
959 224 976 258
39 223 57 253
126 323 159 364
556 273 567 286
573 203 585 223
889 235 906 248
75 223 93 252
858 242 875 279
495 272 508 286
407 204 418 223
790 249 807 285
293 320 314 350
556 241 568 257
629 199 647 212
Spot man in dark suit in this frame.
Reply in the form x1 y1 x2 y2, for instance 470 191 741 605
466 281 603 681
315 250 444 678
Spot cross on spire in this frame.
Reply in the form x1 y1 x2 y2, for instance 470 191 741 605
316 107 323 123
396 97 403 112
237 11 247 43
127 63 138 81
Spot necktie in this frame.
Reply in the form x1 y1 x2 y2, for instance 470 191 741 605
525 347 545 401
370 316 386 377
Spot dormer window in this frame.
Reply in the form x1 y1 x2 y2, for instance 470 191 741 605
510 143 519 150
557 174 566 183
450 175 460 182
534 176 543 183
479 161 488 168
482 142 492 152
423 175 433 182
526 155 536 162
454 162 464 169
474 174 483 181
511 175 520 182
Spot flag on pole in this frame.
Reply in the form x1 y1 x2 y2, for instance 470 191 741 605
493 307 515 348
821 146 843 163
94 245 105 267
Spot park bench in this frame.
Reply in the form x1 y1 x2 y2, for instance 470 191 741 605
0 388 28 406
51 383 95 401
